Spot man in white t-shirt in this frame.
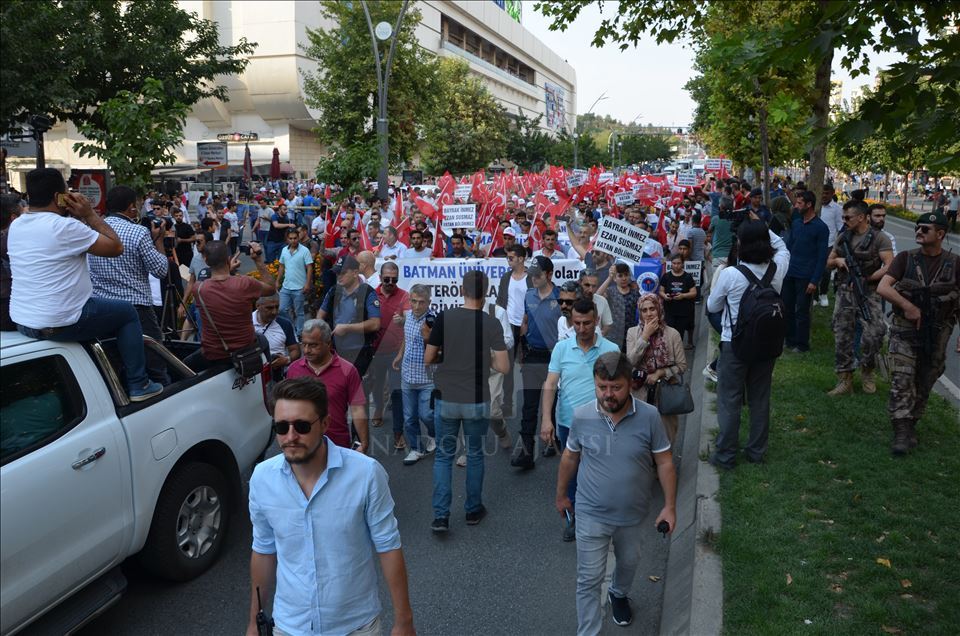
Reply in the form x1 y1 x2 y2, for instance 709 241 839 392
9 168 162 401
379 226 407 260
252 294 300 380
404 229 433 258
496 243 531 419
532 229 570 261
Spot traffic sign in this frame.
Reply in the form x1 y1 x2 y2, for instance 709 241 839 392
197 142 228 169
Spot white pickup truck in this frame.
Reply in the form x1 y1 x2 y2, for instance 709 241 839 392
0 332 273 635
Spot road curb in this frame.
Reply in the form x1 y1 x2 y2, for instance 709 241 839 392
660 318 723 635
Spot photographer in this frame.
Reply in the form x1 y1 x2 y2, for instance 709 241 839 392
183 240 276 372
88 185 171 385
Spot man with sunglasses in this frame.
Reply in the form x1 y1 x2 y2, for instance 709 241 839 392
247 378 415 636
878 212 959 456
825 199 893 396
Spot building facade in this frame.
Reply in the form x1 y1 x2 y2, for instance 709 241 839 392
25 0 576 185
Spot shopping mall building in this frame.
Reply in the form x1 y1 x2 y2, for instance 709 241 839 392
22 0 577 185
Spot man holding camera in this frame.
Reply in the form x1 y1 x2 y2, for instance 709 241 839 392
88 185 172 385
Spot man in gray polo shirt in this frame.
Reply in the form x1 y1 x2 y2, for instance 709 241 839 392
556 351 677 633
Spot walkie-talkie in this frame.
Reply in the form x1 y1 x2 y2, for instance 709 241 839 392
256 586 274 636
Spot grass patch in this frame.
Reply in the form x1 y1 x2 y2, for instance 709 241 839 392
716 305 960 635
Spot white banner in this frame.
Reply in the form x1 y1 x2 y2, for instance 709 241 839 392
598 172 615 183
677 171 698 187
441 204 476 230
684 260 702 286
593 216 649 263
566 174 585 190
614 191 636 207
454 184 472 201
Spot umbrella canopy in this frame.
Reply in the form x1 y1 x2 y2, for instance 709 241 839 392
243 143 253 181
269 148 281 180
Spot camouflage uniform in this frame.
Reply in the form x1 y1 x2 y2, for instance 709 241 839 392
887 249 960 451
831 228 890 374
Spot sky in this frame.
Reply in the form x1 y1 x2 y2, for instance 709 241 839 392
521 3 900 127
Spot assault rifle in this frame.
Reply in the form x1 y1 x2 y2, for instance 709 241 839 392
838 232 872 322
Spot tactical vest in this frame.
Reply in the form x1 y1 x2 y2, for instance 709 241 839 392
835 228 883 286
893 249 960 324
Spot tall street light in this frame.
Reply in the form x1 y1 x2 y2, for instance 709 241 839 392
361 0 408 202
573 91 608 169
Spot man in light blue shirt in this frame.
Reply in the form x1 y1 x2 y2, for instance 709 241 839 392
540 298 619 541
247 378 415 636
278 227 314 335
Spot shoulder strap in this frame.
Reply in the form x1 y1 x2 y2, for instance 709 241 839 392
735 264 763 288
488 302 497 317
760 261 777 287
195 282 230 352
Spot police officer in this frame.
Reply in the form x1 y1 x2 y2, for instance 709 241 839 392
825 199 894 396
878 212 959 455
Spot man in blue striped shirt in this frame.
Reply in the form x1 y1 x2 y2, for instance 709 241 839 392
247 378 415 636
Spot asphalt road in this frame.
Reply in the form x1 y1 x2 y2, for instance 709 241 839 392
79 378 674 636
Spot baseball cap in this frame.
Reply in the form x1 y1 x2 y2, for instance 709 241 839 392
503 227 517 237
527 255 554 276
332 255 360 274
916 212 948 228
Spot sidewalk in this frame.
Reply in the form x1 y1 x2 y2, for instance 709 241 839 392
660 312 723 635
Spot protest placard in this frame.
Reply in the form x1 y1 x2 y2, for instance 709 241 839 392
598 172 615 183
614 191 636 207
593 216 649 263
677 171 698 187
441 204 476 230
454 184 472 201
543 189 557 199
566 174 584 190
684 260 702 285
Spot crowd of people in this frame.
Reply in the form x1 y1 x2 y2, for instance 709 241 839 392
1 163 957 636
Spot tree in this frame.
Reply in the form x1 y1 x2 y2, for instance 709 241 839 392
505 109 554 172
534 0 960 204
315 141 381 200
546 130 606 169
74 78 188 195
0 0 255 135
302 1 438 174
618 134 675 164
420 58 508 175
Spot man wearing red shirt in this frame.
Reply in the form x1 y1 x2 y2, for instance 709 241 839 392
286 319 369 452
368 262 411 449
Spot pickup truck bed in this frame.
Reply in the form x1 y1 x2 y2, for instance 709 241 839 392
1 331 272 635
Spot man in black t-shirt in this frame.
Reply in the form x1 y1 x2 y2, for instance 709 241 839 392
425 270 509 533
660 254 697 347
173 208 196 267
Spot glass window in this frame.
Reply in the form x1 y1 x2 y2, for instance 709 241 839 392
1 355 86 463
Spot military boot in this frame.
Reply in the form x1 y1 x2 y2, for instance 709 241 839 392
891 419 911 456
827 372 853 396
907 420 919 449
860 367 877 394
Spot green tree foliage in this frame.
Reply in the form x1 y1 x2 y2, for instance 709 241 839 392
420 58 508 175
74 78 188 195
302 1 438 174
0 0 255 135
684 2 814 174
545 130 606 169
535 0 960 190
315 141 381 200
618 134 675 164
505 109 553 171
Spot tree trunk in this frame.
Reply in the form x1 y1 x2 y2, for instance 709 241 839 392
809 9 834 216
756 88 772 208
901 171 909 209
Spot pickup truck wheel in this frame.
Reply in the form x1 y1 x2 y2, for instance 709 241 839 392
139 462 230 581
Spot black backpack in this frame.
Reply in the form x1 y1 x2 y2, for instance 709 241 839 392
726 263 785 363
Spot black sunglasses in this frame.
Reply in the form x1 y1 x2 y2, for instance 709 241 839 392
272 417 321 435
381 276 398 283
915 225 932 234
558 298 575 305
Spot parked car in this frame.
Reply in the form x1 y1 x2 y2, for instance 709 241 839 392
0 332 272 635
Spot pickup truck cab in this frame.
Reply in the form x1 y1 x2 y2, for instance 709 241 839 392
0 332 272 635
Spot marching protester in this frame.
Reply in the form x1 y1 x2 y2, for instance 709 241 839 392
394 284 437 465
556 351 676 632
277 227 314 335
317 255 381 377
425 270 508 532
247 378 415 636
368 261 410 450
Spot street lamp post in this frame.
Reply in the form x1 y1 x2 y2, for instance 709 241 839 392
617 141 623 169
361 0 408 202
573 91 608 169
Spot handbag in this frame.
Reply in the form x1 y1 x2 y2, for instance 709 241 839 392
656 372 695 415
195 281 264 378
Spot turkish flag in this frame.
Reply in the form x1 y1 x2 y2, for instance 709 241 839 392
358 218 374 252
486 217 504 257
412 191 438 220
324 209 340 249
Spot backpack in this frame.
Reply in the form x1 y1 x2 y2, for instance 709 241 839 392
725 263 785 363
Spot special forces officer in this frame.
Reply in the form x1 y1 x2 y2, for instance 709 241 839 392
878 212 960 456
826 199 894 395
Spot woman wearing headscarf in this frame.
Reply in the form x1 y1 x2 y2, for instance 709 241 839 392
625 292 687 443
